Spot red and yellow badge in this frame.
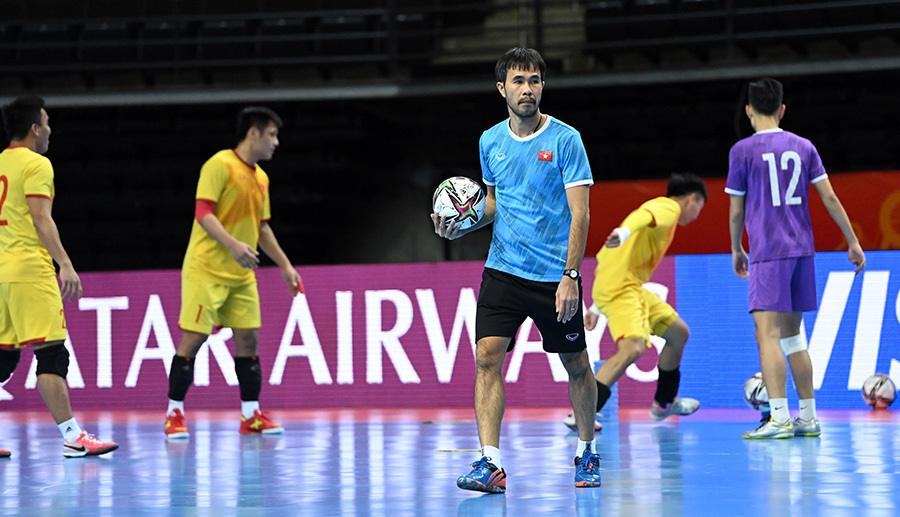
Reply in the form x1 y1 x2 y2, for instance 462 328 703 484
538 150 553 162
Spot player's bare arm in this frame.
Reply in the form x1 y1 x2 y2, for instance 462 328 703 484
557 185 589 323
432 185 497 240
259 221 303 296
813 178 866 275
728 195 749 279
197 212 260 269
26 196 82 300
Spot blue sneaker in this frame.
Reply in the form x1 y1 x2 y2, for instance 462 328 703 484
574 449 601 487
457 456 507 493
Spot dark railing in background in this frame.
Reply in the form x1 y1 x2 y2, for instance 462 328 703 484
1 0 899 99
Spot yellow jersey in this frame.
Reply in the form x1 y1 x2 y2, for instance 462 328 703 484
182 149 271 285
593 196 680 300
0 146 56 282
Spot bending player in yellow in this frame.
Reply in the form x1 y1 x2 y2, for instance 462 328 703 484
164 107 302 440
564 174 706 431
0 96 117 457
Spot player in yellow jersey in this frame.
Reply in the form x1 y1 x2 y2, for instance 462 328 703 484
164 107 303 440
563 174 707 432
0 96 118 457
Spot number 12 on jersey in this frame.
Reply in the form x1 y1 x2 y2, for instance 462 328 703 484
762 151 802 207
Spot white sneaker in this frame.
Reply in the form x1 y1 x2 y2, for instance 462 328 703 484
563 412 602 431
792 417 821 437
649 397 700 421
743 418 794 439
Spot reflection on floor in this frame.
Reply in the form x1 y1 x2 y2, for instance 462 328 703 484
0 407 898 516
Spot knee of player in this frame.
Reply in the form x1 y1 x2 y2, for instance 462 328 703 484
664 319 690 347
474 347 506 371
0 349 22 383
559 352 592 377
620 338 646 363
780 334 807 356
33 343 69 379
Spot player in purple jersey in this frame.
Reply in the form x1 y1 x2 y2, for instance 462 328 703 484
726 78 865 439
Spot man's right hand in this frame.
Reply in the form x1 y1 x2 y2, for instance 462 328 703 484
431 213 464 240
59 263 82 300
848 242 865 275
732 249 749 279
229 241 260 269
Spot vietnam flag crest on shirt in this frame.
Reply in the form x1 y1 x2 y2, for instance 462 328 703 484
538 150 553 162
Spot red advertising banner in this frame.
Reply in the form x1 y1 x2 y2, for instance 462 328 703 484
0 260 672 410
587 170 900 256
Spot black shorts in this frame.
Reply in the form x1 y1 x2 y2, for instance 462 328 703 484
475 268 587 354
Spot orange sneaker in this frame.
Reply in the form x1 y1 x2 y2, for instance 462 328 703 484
239 409 284 435
1 447 10 458
63 430 118 458
165 409 190 440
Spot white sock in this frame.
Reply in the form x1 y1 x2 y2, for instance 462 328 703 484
481 446 501 469
769 398 790 424
577 439 596 457
167 399 185 416
58 418 82 442
799 398 816 421
241 401 260 419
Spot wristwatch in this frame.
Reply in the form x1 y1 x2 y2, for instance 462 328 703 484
563 269 580 279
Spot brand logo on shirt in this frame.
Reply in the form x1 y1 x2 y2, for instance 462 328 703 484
566 333 580 341
538 151 553 162
495 153 506 161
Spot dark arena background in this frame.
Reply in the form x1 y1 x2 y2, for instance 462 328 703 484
2 1 900 515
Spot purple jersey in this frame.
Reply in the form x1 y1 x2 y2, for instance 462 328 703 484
725 129 827 263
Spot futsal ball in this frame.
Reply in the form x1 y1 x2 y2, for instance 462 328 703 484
432 176 486 230
743 372 769 410
862 373 897 409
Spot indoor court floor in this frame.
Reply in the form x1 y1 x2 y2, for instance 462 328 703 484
1 407 898 516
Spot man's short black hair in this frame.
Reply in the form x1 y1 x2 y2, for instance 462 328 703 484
667 173 708 202
495 47 547 84
748 78 783 116
237 107 282 143
2 95 45 141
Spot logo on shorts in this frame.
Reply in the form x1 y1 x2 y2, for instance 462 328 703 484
566 333 580 341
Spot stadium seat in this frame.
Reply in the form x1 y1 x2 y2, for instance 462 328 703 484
0 24 16 64
80 22 135 64
140 20 196 62
316 15 380 57
17 23 75 66
87 0 147 18
259 18 313 59
585 1 626 42
199 19 254 60
392 12 436 59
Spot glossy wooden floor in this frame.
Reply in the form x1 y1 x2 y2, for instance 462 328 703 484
1 407 898 516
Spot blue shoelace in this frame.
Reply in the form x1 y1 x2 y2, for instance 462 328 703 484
579 452 600 473
470 456 494 471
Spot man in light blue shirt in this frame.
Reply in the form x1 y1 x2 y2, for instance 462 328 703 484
432 47 599 491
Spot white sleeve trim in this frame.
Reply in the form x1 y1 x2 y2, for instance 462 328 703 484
614 226 631 244
564 178 594 189
482 178 496 186
810 173 829 184
589 304 602 316
724 187 746 196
